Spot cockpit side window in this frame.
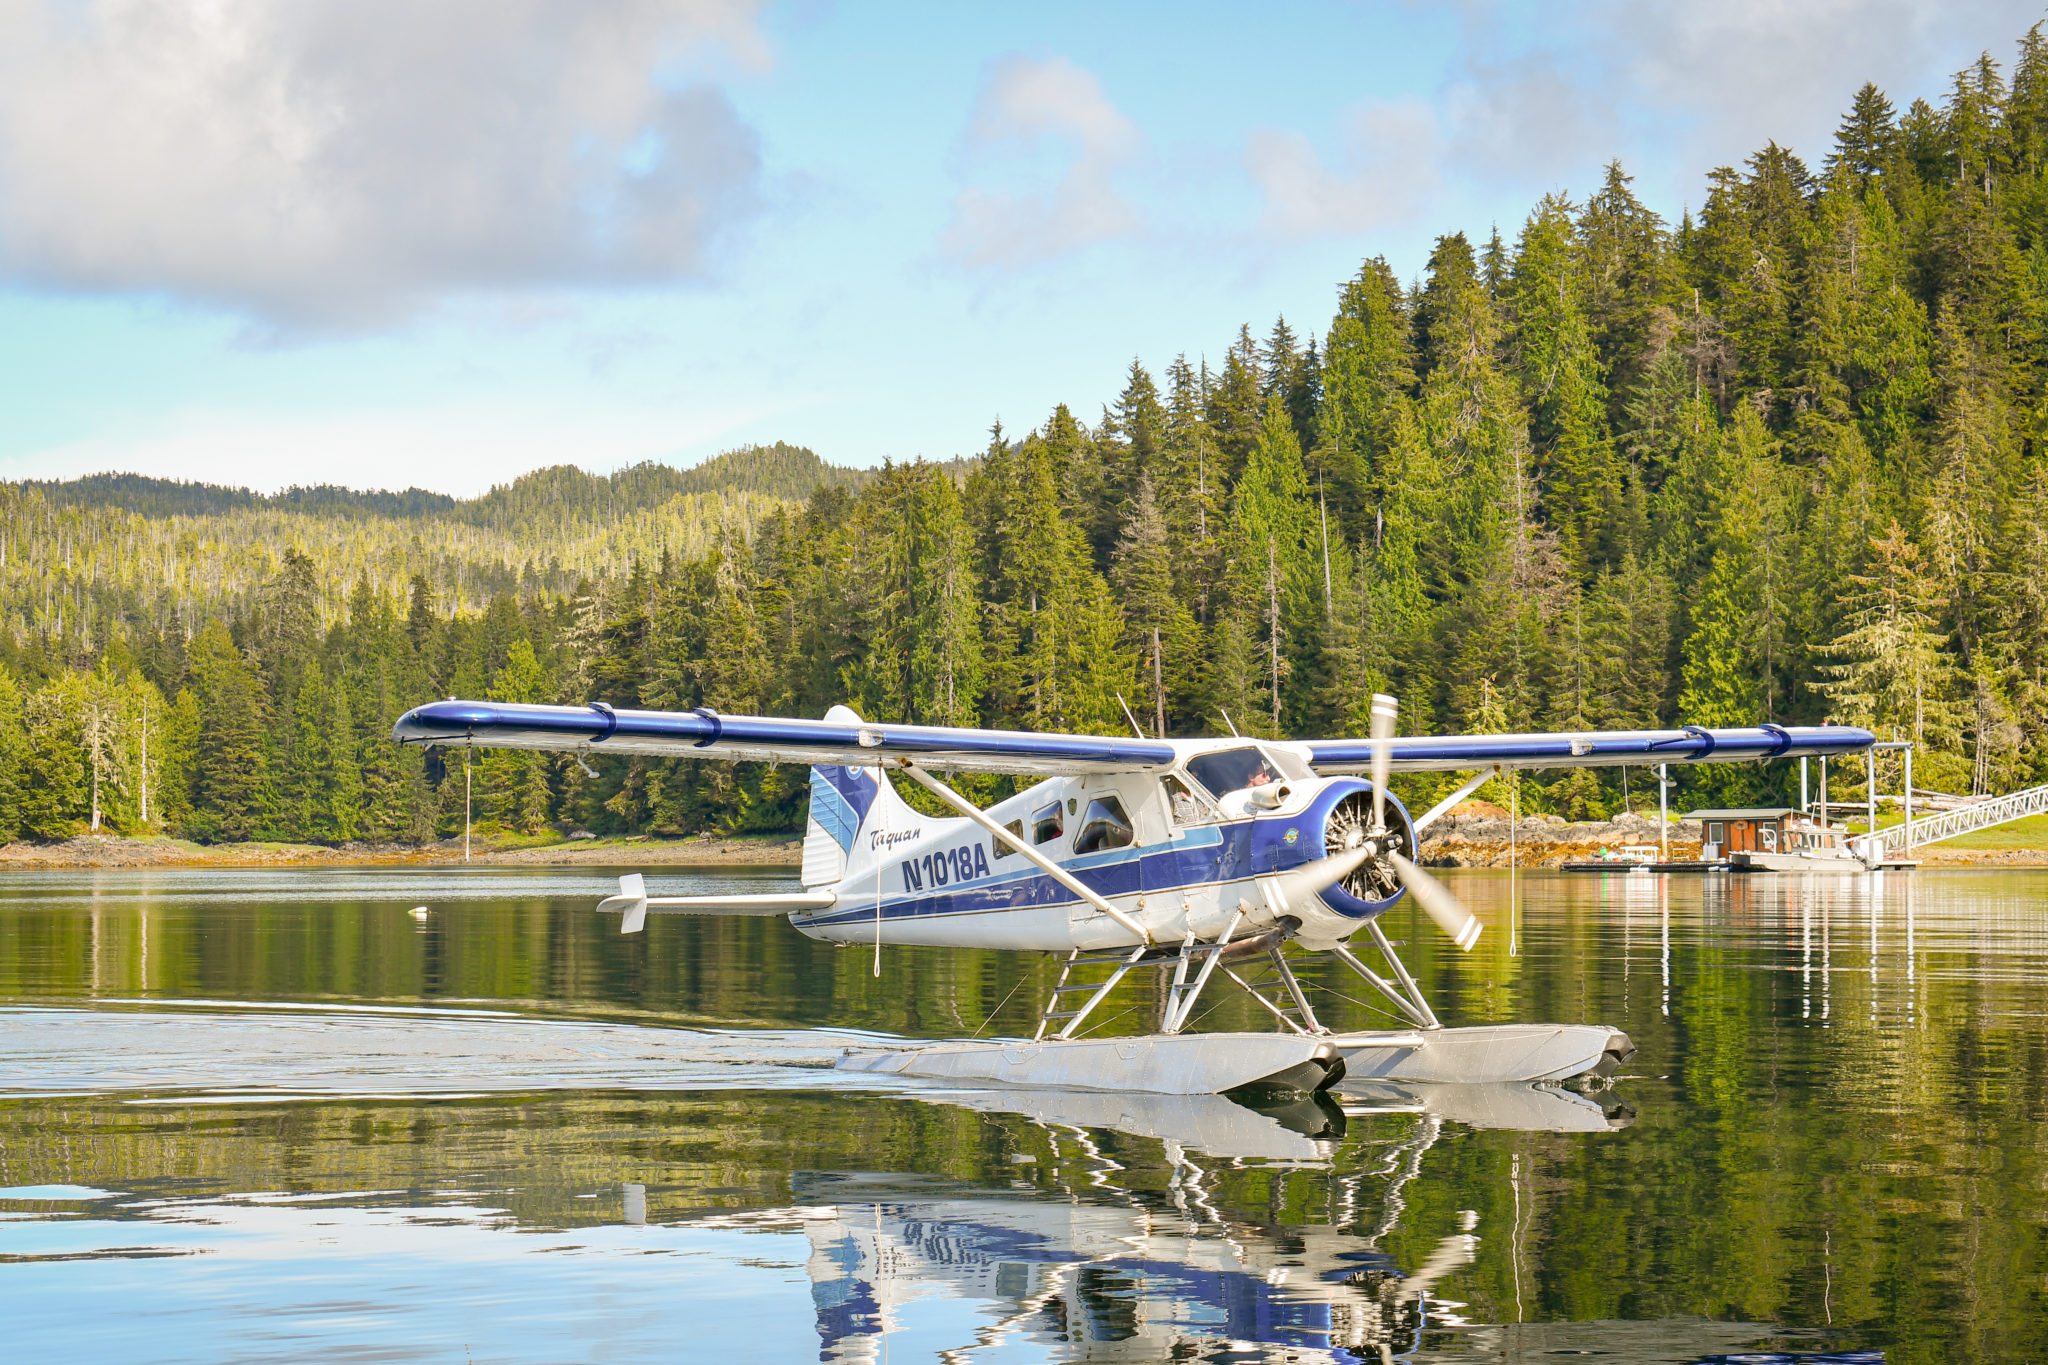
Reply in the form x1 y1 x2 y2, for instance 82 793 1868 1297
1031 802 1064 845
1186 747 1283 799
995 818 1024 858
1162 774 1201 824
1073 796 1134 854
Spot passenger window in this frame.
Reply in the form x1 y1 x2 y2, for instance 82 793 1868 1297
1073 796 1135 855
1032 803 1064 845
1163 775 1199 824
996 818 1024 858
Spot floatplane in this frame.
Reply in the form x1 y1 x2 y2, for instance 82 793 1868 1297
393 696 1872 1096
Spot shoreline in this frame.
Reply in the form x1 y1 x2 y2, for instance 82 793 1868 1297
0 833 806 870
1418 811 2048 869
2 823 2041 870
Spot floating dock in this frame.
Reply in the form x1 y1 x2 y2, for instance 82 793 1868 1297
1560 859 1729 874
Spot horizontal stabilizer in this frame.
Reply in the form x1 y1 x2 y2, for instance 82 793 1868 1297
594 891 836 919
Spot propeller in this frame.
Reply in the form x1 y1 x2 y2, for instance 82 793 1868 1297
1370 692 1484 952
1388 851 1484 950
1370 693 1396 832
1271 844 1376 911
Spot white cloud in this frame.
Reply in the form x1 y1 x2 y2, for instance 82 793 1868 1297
941 55 1141 268
1245 99 1440 240
0 0 769 327
4 398 767 498
1440 50 1599 185
1591 0 2046 170
1250 0 2048 245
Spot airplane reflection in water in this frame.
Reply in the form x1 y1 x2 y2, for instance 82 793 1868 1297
658 1080 1869 1363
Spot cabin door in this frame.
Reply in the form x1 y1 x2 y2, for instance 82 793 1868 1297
1147 774 1208 923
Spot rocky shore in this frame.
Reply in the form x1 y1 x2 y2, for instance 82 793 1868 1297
1418 809 1703 867
1417 806 2048 868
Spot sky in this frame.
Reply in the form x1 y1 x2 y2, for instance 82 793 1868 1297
0 0 2041 498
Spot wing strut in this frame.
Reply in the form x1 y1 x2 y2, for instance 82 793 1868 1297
894 760 1154 946
1411 766 1501 833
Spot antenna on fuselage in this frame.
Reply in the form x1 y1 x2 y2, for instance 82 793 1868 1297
1219 709 1241 738
1115 693 1146 740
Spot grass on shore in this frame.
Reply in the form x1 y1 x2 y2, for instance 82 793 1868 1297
1834 810 2048 849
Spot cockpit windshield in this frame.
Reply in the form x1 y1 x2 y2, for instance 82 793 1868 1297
1186 747 1283 798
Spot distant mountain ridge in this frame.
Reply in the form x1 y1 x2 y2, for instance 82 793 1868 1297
23 442 867 523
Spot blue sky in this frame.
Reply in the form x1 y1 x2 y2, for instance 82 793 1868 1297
0 0 2039 496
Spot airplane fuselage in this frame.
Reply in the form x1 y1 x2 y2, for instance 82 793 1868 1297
793 738 1414 953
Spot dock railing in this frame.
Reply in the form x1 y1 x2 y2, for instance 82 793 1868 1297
1872 781 2048 857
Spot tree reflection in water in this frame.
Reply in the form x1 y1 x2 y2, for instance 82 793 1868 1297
2 865 2044 1360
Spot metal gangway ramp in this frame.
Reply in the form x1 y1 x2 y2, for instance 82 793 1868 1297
1875 781 2048 858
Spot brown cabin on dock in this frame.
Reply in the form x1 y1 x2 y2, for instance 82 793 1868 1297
1682 807 1799 857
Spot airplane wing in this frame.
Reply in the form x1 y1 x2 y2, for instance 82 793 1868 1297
1308 723 1875 773
395 701 1873 777
392 699 1175 776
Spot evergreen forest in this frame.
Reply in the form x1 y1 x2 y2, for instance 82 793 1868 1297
9 25 2048 845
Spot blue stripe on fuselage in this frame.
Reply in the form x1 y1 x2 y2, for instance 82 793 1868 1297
798 814 1323 927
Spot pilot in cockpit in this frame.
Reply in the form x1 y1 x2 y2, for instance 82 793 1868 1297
1187 746 1284 799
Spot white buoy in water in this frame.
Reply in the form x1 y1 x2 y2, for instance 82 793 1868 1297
409 906 429 920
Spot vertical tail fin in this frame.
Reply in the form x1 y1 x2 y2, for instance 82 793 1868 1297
802 705 913 887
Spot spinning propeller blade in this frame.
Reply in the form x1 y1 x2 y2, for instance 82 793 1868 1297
1369 692 1396 832
1371 690 1482 952
1388 852 1483 951
1271 844 1376 911
596 873 650 934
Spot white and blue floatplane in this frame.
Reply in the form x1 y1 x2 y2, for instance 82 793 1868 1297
393 696 1873 1096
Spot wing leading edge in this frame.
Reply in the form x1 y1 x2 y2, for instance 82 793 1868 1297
1308 723 1875 773
391 699 1177 776
393 701 1873 777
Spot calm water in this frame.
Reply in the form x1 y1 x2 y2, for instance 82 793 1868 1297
0 864 2042 1362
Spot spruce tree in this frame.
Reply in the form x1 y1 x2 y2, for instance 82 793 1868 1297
1112 473 1195 735
1230 395 1321 731
1207 326 1266 478
1827 83 1898 187
0 669 22 841
1579 162 1675 411
323 683 364 842
19 679 85 840
1319 257 1415 537
1509 193 1625 575
1818 522 1967 763
187 621 268 843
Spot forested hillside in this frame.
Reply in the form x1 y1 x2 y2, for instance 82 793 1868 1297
7 23 2048 846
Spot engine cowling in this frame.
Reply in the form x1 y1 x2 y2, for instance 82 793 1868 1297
1268 777 1417 948
1317 782 1416 916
